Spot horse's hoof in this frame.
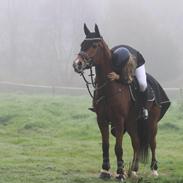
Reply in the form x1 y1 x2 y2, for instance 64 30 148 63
151 170 159 177
131 171 138 179
115 173 126 182
99 169 111 179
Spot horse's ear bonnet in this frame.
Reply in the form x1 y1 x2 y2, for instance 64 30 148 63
94 24 101 38
83 23 102 39
84 23 91 36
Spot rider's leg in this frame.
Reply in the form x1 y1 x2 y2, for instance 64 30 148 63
135 64 148 119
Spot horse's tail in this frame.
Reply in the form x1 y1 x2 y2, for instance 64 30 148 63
137 118 149 163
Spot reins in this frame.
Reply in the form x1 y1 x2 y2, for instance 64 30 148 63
81 68 123 107
80 67 109 99
80 68 95 98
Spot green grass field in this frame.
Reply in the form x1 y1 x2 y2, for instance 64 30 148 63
0 93 182 183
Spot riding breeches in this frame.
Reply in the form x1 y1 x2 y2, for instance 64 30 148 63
135 64 147 92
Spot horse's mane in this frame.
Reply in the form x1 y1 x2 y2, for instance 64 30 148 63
100 39 112 60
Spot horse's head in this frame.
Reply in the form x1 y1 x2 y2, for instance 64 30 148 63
73 24 106 73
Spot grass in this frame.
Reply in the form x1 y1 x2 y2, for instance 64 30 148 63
0 93 182 183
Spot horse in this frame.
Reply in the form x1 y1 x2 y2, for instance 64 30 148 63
73 24 170 181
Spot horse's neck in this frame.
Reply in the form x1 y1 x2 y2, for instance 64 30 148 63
95 50 112 84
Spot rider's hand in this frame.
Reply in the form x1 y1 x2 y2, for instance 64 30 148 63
107 72 120 81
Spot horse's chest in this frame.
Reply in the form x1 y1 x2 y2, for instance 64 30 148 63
95 86 130 121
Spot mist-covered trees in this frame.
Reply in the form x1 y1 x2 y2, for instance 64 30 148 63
0 0 182 87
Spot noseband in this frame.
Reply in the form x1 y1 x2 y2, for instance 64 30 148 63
78 51 94 70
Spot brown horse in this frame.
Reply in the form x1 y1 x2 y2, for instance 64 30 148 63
73 24 169 181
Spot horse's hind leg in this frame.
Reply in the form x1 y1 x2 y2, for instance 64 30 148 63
128 131 140 178
97 121 111 179
149 106 160 177
150 135 158 176
149 123 159 176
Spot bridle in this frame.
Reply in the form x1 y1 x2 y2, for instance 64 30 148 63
74 37 122 106
77 38 109 99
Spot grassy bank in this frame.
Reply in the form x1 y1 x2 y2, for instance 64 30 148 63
0 94 182 183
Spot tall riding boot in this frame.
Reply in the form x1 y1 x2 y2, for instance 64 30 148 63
139 89 149 120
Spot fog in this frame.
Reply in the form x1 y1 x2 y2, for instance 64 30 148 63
0 0 183 89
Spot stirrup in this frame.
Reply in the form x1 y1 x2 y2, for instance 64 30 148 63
88 107 96 112
142 107 148 120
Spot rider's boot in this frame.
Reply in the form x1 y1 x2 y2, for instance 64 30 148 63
140 89 149 120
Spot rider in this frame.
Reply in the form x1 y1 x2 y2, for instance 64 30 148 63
108 46 149 120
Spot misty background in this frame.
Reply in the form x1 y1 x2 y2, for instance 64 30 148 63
0 0 183 89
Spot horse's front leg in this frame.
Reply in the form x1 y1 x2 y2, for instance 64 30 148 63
97 119 111 179
114 117 126 181
127 114 140 178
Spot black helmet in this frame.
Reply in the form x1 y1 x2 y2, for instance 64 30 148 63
112 47 130 69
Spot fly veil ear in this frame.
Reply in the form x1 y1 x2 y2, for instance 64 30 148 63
94 24 101 38
84 23 90 36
